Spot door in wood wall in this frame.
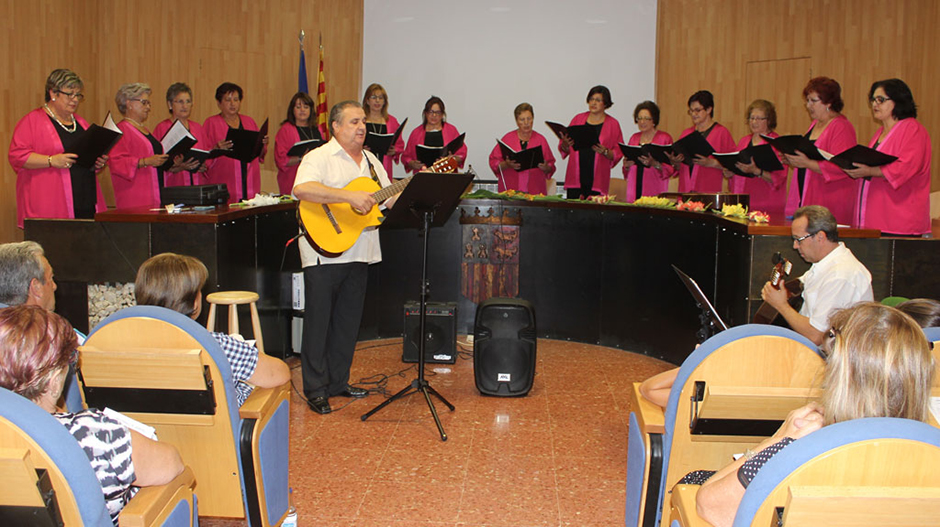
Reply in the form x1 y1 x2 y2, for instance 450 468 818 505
744 57 812 137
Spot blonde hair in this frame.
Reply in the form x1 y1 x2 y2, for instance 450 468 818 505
135 253 207 318
362 83 389 120
822 302 934 425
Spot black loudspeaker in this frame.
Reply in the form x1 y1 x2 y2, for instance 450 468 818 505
402 302 457 364
473 298 536 396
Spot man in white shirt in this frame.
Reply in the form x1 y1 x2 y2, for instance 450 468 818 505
293 101 397 414
762 205 873 345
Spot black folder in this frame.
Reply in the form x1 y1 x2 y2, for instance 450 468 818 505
618 143 674 165
671 131 715 167
287 139 325 157
761 134 827 161
713 143 785 177
826 144 898 170
69 113 122 169
365 117 408 160
225 118 268 162
497 139 545 171
416 132 465 168
545 121 601 151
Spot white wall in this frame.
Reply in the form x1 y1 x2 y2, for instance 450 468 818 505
363 0 658 185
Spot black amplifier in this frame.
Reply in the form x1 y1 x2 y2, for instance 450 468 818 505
161 184 230 206
402 301 457 364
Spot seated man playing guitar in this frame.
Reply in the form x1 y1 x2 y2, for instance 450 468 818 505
761 205 873 346
640 205 873 409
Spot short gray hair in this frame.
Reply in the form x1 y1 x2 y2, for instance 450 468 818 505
329 100 362 135
794 205 839 242
44 69 84 103
115 83 151 115
0 242 46 306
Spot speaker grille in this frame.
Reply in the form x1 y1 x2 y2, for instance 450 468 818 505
402 302 457 364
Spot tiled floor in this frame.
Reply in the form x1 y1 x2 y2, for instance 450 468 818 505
202 338 672 527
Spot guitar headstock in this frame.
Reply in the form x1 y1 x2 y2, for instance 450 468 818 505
429 156 459 174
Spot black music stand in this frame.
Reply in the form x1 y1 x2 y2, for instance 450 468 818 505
361 170 475 441
672 265 728 343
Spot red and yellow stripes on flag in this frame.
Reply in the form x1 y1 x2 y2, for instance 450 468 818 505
316 45 329 139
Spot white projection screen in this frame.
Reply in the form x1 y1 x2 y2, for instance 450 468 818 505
362 0 658 186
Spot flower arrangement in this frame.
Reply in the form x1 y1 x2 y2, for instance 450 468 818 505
633 196 675 209
716 203 749 218
587 193 616 204
748 210 770 223
676 199 708 212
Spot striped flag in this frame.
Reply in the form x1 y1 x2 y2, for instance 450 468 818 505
315 45 329 139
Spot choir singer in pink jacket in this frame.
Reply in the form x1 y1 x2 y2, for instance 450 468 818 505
402 96 467 172
8 69 108 228
203 82 267 203
842 78 931 236
109 83 170 210
558 85 624 199
489 103 556 194
726 99 788 218
621 100 674 202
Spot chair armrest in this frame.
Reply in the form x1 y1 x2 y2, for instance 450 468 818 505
669 484 711 527
239 382 289 420
631 382 665 434
120 466 195 527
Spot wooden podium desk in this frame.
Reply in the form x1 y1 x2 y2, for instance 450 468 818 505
25 202 302 358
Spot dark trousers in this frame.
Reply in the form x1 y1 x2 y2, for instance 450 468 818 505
301 262 368 399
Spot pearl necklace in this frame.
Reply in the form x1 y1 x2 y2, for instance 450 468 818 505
44 104 77 133
124 118 150 134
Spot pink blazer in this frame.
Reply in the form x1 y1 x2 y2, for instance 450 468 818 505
858 118 932 235
401 122 467 172
784 115 858 223
274 122 302 195
621 130 675 202
109 120 162 209
153 118 209 187
559 112 624 194
488 130 557 194
729 133 788 218
203 114 266 203
8 108 106 228
676 123 736 193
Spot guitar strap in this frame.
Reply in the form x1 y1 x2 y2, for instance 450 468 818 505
364 152 381 185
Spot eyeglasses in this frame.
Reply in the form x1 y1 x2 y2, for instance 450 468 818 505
748 116 768 121
792 232 814 243
172 99 192 105
56 90 84 102
368 95 385 101
130 98 152 107
636 116 654 122
426 110 442 115
806 97 822 104
688 107 706 115
869 96 892 105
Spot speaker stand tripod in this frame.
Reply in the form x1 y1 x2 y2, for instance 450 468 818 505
360 171 473 441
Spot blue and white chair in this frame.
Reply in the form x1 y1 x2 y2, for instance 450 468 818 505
79 306 290 527
626 324 823 527
0 387 197 526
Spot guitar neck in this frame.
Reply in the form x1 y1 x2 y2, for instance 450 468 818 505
372 175 412 203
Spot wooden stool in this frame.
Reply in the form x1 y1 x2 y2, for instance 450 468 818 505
205 291 265 355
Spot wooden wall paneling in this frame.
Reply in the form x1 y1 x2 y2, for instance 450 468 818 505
744 58 812 138
1 0 363 242
656 0 940 208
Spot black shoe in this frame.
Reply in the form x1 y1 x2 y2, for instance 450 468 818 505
307 396 331 414
338 385 368 398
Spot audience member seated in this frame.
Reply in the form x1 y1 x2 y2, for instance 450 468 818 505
761 205 873 345
0 305 184 525
0 241 56 310
685 302 933 527
897 298 940 328
134 253 290 406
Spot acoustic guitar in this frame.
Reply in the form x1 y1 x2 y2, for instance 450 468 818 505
752 252 804 324
298 156 459 257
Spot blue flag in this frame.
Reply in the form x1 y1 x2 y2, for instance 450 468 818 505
298 49 309 93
